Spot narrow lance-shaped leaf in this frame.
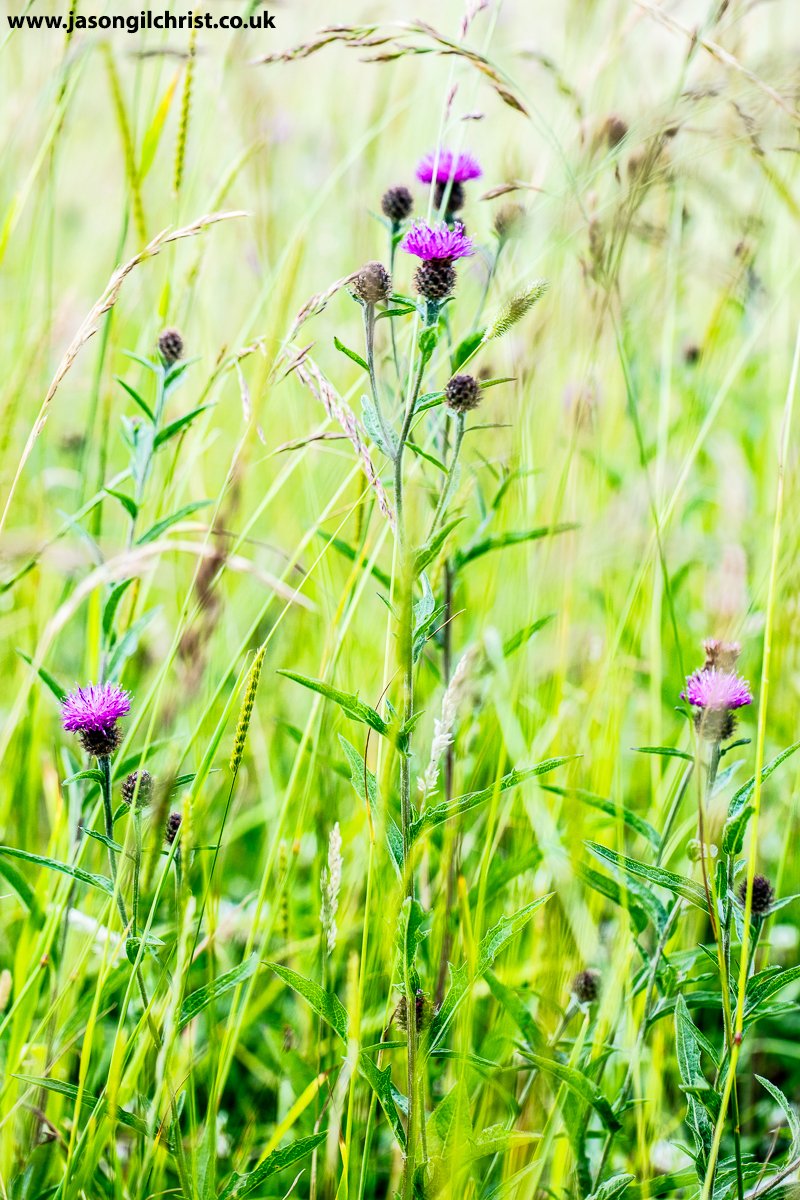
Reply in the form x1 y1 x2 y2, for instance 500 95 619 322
179 954 259 1031
523 1055 621 1132
278 670 394 741
266 961 348 1043
218 1132 328 1200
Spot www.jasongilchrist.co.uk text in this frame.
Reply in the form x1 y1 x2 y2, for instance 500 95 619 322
7 8 276 31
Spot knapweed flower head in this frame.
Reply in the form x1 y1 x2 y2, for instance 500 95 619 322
572 969 600 1005
416 149 482 185
738 873 774 916
401 220 474 262
158 327 184 366
62 682 131 757
682 668 752 711
682 663 752 742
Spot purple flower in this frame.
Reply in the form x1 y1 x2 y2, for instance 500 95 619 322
681 668 753 711
416 150 482 185
401 221 474 262
62 683 131 733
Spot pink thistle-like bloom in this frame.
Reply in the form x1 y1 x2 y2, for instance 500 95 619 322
416 150 482 185
62 682 131 756
401 221 474 262
62 683 131 731
681 668 753 712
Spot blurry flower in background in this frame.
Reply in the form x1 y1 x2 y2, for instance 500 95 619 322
416 148 482 219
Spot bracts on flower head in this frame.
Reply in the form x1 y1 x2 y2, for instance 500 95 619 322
352 261 392 306
738 874 774 916
445 374 481 414
158 327 184 366
165 811 182 845
122 769 153 808
61 682 131 758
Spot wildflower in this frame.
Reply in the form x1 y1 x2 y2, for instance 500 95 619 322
402 220 473 303
444 373 481 415
381 185 413 224
165 811 182 845
352 261 392 306
320 822 343 955
158 328 184 365
682 663 752 741
572 969 600 1005
395 988 433 1034
738 874 774 916
61 682 131 757
122 769 153 808
416 149 482 186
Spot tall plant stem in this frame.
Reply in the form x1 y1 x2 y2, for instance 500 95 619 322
395 317 435 1200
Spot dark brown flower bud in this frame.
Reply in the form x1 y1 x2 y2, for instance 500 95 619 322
394 989 433 1034
603 114 629 147
381 185 413 224
738 874 774 916
444 373 481 414
165 811 182 845
122 769 153 808
158 328 184 365
353 261 392 305
572 969 600 1004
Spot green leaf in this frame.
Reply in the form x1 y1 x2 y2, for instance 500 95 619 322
756 1075 800 1159
121 349 160 374
106 608 160 682
104 488 138 520
502 614 555 657
153 404 214 449
523 1054 621 1132
0 846 115 896
744 963 800 1017
635 746 694 762
723 740 800 854
454 524 578 570
13 1074 150 1139
338 735 403 874
115 377 154 422
544 785 659 849
585 841 708 912
16 651 67 702
675 995 713 1174
414 517 465 575
450 330 486 372
102 579 134 639
278 670 393 741
397 897 426 993
218 1132 328 1199
136 500 212 545
0 857 44 924
412 759 575 841
575 862 659 934
430 895 551 1049
418 326 439 364
485 969 546 1050
61 769 105 787
376 305 417 320
334 335 369 372
587 1174 636 1200
359 1054 406 1150
265 961 348 1043
179 954 259 1031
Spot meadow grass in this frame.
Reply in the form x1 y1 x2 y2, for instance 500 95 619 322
1 1 800 1198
